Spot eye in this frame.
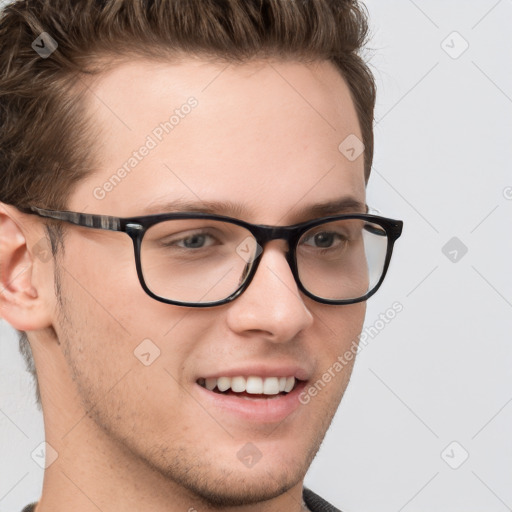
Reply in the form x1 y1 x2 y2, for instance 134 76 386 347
162 230 218 250
302 231 346 249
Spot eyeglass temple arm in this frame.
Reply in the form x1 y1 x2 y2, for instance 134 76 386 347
18 206 122 231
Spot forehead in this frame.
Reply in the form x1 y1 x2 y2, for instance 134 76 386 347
73 57 366 223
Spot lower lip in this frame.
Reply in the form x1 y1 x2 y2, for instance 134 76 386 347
195 381 307 424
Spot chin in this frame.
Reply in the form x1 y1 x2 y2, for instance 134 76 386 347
177 465 302 508
142 442 312 508
167 435 324 508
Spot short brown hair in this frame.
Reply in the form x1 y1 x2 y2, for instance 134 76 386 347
0 0 376 406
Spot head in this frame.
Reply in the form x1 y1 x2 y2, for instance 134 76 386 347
0 0 383 507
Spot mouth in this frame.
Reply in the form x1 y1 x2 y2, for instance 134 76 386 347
195 374 308 423
196 375 301 400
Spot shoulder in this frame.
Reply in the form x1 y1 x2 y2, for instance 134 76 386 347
303 487 342 512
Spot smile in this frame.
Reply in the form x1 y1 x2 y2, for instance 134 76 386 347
195 374 308 423
197 375 299 398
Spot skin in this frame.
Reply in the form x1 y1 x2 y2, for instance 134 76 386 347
0 58 367 512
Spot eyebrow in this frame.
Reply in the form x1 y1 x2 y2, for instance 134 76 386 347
143 197 368 222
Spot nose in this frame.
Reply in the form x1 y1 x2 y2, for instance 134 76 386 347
225 240 314 342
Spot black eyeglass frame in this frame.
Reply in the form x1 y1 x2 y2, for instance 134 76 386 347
18 205 403 307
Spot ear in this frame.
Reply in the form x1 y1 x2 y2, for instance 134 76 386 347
0 203 54 331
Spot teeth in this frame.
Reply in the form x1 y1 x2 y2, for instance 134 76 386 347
246 376 263 394
262 377 280 395
284 376 295 393
201 375 297 395
205 377 217 391
231 376 246 393
217 376 231 392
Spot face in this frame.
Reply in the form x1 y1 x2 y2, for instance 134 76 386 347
44 58 367 506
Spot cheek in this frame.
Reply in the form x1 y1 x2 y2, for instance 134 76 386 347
61 230 190 338
55 273 210 446
305 302 366 399
316 302 366 355
55 238 205 405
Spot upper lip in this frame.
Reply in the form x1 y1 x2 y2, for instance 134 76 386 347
198 363 311 382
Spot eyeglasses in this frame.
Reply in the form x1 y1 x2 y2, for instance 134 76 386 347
18 205 403 307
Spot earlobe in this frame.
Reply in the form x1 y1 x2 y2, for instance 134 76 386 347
0 205 53 331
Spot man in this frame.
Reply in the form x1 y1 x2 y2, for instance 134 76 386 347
0 0 402 511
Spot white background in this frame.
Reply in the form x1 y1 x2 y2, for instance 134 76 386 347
1 1 512 511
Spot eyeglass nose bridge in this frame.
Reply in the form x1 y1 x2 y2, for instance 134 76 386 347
252 223 296 240
246 224 304 267
239 224 303 292
221 238 298 310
